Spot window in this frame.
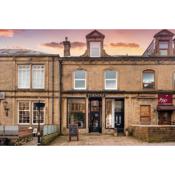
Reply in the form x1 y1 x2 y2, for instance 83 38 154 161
74 70 86 90
90 42 101 57
18 101 30 124
105 70 117 90
32 65 45 89
140 105 151 124
18 65 30 89
18 64 45 89
159 41 168 56
143 70 155 89
32 102 45 124
67 98 86 128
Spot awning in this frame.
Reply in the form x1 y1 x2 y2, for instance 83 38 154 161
157 105 175 111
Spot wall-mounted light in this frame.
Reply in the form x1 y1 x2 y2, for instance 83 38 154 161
3 101 9 117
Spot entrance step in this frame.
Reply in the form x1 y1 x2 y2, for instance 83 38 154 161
88 132 101 136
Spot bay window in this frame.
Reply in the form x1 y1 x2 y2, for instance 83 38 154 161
105 70 117 90
67 98 86 128
74 70 86 90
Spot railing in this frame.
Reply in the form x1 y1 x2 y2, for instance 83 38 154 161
43 125 59 136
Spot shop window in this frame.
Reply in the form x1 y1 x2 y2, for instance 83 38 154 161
105 70 118 90
90 42 101 57
32 65 45 89
74 70 86 90
32 102 45 124
67 98 86 128
18 101 30 124
140 105 151 124
159 41 168 56
106 99 123 128
143 70 155 89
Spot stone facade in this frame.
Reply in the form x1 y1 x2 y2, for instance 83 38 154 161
0 56 60 130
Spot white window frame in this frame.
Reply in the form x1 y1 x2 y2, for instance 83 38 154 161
32 65 45 89
104 71 118 90
18 65 30 89
32 102 45 125
90 42 101 57
18 101 30 125
74 70 87 90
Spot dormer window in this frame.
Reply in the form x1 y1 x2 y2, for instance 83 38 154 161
159 41 168 56
90 42 101 57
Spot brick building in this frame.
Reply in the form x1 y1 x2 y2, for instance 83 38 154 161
1 29 175 135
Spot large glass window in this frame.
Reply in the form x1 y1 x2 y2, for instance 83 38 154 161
68 98 86 128
106 99 123 128
143 70 155 89
90 42 101 57
159 41 168 56
74 70 86 90
18 101 30 124
105 71 117 90
32 65 45 89
32 102 45 124
18 65 30 89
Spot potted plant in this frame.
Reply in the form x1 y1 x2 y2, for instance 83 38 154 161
125 128 129 136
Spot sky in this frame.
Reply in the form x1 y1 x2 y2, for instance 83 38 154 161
0 29 175 56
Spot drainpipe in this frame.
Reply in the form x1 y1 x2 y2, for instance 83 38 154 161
59 59 63 134
52 57 55 124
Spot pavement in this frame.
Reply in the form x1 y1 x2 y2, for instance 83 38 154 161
49 134 175 146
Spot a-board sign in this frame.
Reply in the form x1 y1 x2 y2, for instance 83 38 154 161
69 124 79 141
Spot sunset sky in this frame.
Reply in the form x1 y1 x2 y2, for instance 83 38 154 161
0 29 175 56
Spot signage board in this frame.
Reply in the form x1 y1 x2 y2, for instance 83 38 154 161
158 94 172 105
0 92 5 100
69 124 79 141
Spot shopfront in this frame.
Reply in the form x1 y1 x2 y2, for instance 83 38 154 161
157 94 175 125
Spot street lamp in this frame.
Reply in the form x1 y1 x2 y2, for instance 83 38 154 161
34 100 45 145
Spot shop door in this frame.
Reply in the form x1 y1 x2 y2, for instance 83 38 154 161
114 100 124 133
158 111 172 125
89 98 102 133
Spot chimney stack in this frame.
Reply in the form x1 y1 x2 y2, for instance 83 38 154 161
63 37 71 57
173 39 175 55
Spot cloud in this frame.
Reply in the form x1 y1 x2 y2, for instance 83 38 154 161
42 41 86 49
110 42 140 48
42 42 63 48
0 30 15 37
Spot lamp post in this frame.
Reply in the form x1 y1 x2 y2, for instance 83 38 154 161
34 100 45 146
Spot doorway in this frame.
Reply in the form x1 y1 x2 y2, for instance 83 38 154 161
158 111 172 125
89 98 102 133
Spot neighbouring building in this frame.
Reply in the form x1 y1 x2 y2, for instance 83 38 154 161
0 50 60 131
1 29 175 135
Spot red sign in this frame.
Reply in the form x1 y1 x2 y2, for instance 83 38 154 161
158 94 172 105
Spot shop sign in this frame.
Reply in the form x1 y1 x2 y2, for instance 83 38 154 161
87 93 105 98
158 94 172 105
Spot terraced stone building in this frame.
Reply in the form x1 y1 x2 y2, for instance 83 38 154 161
1 29 175 135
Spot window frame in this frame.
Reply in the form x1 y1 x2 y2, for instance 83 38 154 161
17 64 45 90
67 98 86 129
159 41 169 56
90 42 101 57
104 70 118 90
18 101 30 125
73 70 87 90
32 101 45 125
142 70 155 89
